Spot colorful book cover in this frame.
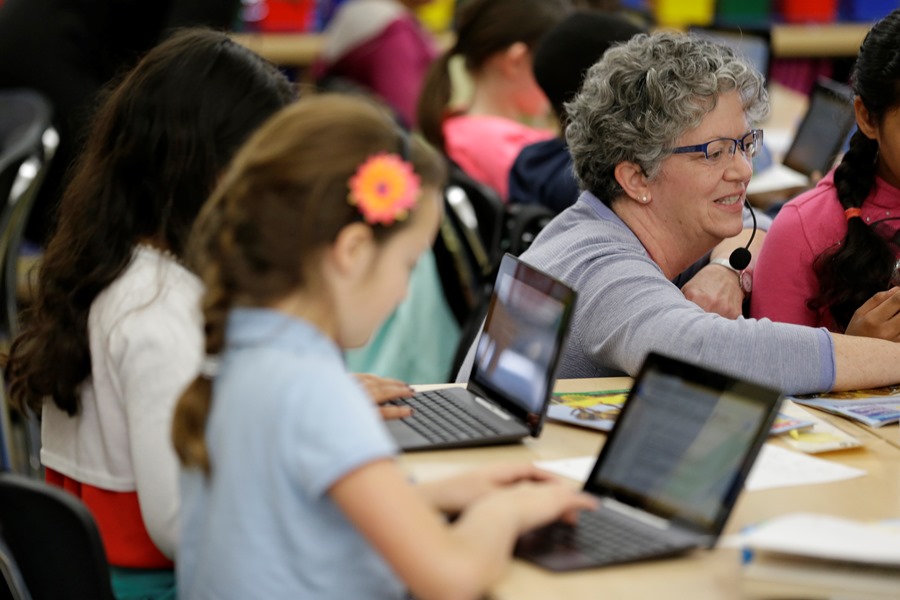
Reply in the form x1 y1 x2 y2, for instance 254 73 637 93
548 389 812 436
789 385 900 428
546 389 630 432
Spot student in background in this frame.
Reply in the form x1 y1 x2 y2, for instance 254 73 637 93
172 95 595 600
417 0 572 200
508 10 644 214
751 9 900 340
2 28 405 599
312 0 439 129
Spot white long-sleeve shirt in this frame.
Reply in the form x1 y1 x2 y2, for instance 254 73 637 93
41 245 203 559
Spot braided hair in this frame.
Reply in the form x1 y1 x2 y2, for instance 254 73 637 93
808 9 900 329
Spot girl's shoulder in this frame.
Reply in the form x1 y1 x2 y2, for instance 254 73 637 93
91 245 202 330
444 114 554 144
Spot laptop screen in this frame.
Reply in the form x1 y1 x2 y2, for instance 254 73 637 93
782 78 856 177
584 354 781 536
469 254 575 434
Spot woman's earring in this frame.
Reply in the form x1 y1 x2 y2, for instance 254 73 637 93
640 194 650 204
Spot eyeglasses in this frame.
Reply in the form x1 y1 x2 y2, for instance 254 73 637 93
672 129 764 164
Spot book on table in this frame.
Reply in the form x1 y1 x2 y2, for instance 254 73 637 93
740 513 900 600
547 389 813 436
787 385 900 428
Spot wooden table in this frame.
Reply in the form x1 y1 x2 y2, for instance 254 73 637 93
231 23 873 69
401 378 900 600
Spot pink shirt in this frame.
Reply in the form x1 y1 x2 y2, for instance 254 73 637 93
314 7 437 127
443 114 555 201
750 171 900 330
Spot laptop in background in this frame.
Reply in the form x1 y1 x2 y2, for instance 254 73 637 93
385 253 576 451
515 353 782 571
749 77 856 195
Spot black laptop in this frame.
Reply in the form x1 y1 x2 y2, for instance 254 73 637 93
385 253 576 451
749 77 856 194
515 352 782 571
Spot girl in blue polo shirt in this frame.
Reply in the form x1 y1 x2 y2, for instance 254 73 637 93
172 94 595 600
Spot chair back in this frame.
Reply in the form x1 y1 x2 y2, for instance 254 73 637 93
0 89 55 478
433 163 505 327
0 472 115 600
503 203 555 257
0 89 56 343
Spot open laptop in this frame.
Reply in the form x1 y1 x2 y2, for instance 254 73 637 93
749 78 856 195
384 253 576 451
515 352 782 571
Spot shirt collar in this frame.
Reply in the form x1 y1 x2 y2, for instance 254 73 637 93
224 307 342 361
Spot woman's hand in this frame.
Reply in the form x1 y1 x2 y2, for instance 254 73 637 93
845 287 900 342
353 373 414 420
682 263 745 319
418 462 569 514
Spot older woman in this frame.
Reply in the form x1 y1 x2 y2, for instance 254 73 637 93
462 31 900 395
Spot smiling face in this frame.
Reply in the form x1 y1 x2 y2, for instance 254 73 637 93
645 91 753 253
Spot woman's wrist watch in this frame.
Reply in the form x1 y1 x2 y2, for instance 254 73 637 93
709 257 752 295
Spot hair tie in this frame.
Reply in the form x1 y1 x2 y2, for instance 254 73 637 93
199 355 220 379
844 207 863 221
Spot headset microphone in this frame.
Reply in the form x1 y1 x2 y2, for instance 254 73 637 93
728 199 757 271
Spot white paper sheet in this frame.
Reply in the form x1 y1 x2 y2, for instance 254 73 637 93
534 443 865 491
745 444 865 491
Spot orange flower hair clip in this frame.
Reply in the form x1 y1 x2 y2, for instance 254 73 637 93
348 153 421 225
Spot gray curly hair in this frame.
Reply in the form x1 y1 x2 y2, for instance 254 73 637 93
565 31 769 203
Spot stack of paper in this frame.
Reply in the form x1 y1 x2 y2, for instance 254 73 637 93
740 513 900 600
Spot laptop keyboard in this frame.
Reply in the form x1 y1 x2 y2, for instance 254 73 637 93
517 508 690 566
386 390 504 443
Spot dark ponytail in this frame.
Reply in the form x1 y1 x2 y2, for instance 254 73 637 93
417 52 455 150
808 9 900 329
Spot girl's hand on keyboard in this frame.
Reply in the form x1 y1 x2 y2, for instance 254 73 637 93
496 482 598 531
353 373 415 420
419 463 571 515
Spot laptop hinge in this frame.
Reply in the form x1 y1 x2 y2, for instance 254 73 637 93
601 497 670 530
474 396 512 420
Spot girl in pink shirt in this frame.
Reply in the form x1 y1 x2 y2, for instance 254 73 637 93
417 0 570 201
751 9 900 340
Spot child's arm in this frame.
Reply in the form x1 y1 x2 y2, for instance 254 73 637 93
330 459 595 600
414 462 565 515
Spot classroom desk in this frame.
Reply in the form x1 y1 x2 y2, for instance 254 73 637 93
229 31 454 68
770 23 870 58
401 378 900 600
861 421 900 451
231 24 871 68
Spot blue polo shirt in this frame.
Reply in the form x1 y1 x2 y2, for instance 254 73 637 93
178 308 402 599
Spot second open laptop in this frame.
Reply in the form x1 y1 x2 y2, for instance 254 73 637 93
384 253 576 451
749 77 856 195
515 352 782 571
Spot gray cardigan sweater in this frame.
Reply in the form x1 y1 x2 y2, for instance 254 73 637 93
459 192 834 395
